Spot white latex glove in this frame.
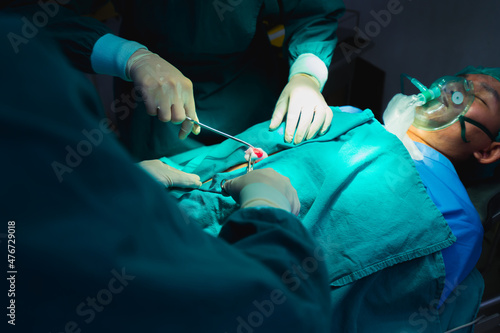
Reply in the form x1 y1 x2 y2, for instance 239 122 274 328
222 169 300 216
269 74 332 144
138 159 202 188
127 49 200 140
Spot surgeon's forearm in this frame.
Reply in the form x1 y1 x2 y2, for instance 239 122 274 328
288 53 328 91
91 34 147 81
218 207 331 331
282 0 345 89
4 3 115 73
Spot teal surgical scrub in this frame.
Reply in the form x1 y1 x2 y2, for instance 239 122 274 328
0 14 332 332
4 0 345 159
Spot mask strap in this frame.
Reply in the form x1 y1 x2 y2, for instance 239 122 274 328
459 116 498 142
458 116 469 143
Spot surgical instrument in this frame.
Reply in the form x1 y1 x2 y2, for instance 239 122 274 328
186 117 254 148
185 117 255 172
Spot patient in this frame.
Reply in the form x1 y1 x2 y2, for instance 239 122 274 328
406 67 500 300
152 67 500 332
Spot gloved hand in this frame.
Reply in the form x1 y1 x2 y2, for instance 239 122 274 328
126 49 200 140
138 159 202 188
269 74 332 144
222 169 300 215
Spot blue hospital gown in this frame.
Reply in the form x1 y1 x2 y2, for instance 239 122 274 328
413 142 483 306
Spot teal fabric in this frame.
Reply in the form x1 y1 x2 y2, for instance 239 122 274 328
329 254 484 332
91 33 146 81
164 109 486 331
112 0 345 159
456 66 500 84
438 268 485 332
4 2 113 74
165 108 456 286
329 252 447 332
4 0 344 159
1 13 334 332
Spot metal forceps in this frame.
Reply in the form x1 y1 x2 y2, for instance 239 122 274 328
185 117 255 173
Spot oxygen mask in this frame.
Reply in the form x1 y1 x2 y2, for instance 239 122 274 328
401 74 500 142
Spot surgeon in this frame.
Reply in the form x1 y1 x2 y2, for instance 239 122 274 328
3 0 345 186
152 66 500 332
0 12 333 332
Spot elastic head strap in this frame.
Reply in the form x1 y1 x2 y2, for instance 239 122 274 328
459 115 498 142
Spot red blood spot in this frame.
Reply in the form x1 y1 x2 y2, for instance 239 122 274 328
253 148 263 158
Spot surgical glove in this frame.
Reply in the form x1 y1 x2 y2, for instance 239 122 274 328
269 74 332 144
126 49 200 139
138 159 202 188
222 169 300 216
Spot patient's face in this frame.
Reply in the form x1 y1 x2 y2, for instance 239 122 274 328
463 74 500 139
410 74 500 162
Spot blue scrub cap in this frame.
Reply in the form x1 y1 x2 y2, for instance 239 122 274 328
455 66 500 83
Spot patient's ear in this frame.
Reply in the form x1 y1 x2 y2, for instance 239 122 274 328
474 142 500 164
